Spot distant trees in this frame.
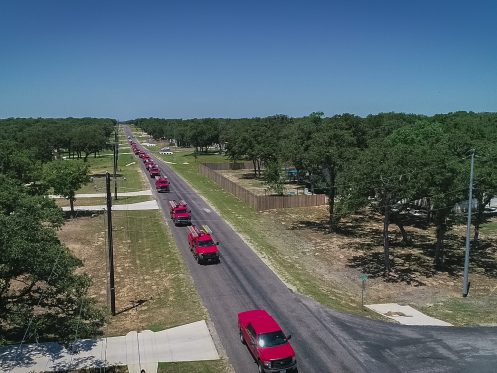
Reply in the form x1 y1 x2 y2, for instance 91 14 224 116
135 111 497 274
0 118 115 161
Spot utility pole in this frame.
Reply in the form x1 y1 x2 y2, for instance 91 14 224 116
462 150 475 297
106 172 116 315
113 127 118 200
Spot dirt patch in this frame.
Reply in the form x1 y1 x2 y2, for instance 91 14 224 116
218 169 306 196
58 211 205 337
256 205 497 312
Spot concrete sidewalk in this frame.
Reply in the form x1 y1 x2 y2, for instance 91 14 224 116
0 320 219 373
61 200 159 211
365 303 452 326
50 190 153 198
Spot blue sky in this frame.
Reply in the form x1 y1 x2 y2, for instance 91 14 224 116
1 0 496 119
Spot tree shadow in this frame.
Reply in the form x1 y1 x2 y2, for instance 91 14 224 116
422 234 497 278
115 298 149 316
472 239 497 277
240 172 259 180
64 210 105 220
90 173 124 178
0 338 101 372
347 251 435 286
289 208 497 283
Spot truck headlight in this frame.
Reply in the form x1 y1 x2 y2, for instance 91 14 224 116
263 361 271 368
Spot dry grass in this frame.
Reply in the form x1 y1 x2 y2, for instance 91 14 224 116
58 210 206 336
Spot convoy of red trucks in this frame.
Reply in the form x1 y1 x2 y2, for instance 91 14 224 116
238 309 297 373
129 135 296 372
187 225 220 264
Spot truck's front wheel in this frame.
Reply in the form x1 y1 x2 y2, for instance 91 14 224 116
257 361 264 373
239 329 245 345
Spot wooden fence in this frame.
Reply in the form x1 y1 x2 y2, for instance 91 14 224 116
199 163 326 211
201 161 254 170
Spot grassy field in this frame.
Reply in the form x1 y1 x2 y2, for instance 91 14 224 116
421 295 497 326
55 195 152 207
74 128 146 194
481 220 497 235
59 209 207 336
151 148 364 315
76 152 147 194
158 359 232 373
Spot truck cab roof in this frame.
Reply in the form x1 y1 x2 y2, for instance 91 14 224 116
239 309 281 334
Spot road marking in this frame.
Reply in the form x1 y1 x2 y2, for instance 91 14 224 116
203 208 211 213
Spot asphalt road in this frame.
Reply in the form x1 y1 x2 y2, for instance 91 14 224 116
126 130 497 373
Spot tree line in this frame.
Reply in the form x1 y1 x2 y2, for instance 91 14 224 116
0 117 114 345
0 117 115 162
135 111 497 273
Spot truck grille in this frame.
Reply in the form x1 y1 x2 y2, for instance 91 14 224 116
271 357 293 368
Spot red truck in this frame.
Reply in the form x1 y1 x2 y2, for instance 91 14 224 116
187 225 220 264
155 176 170 192
149 165 160 178
144 159 155 170
168 200 191 226
238 309 297 373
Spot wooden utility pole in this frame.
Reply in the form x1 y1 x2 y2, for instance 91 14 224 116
106 172 116 315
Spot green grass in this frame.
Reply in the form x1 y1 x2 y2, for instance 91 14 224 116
158 360 230 373
106 210 207 335
55 195 152 207
76 153 146 194
421 295 497 326
156 151 365 315
480 219 497 235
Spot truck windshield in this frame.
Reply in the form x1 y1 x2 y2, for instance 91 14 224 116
176 209 186 213
198 239 215 247
258 331 287 348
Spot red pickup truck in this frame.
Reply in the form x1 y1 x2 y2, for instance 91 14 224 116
149 165 160 178
168 200 191 226
187 225 220 264
144 159 155 170
155 176 170 192
238 309 297 373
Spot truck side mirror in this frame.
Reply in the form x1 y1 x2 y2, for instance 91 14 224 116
287 334 292 340
216 242 219 245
